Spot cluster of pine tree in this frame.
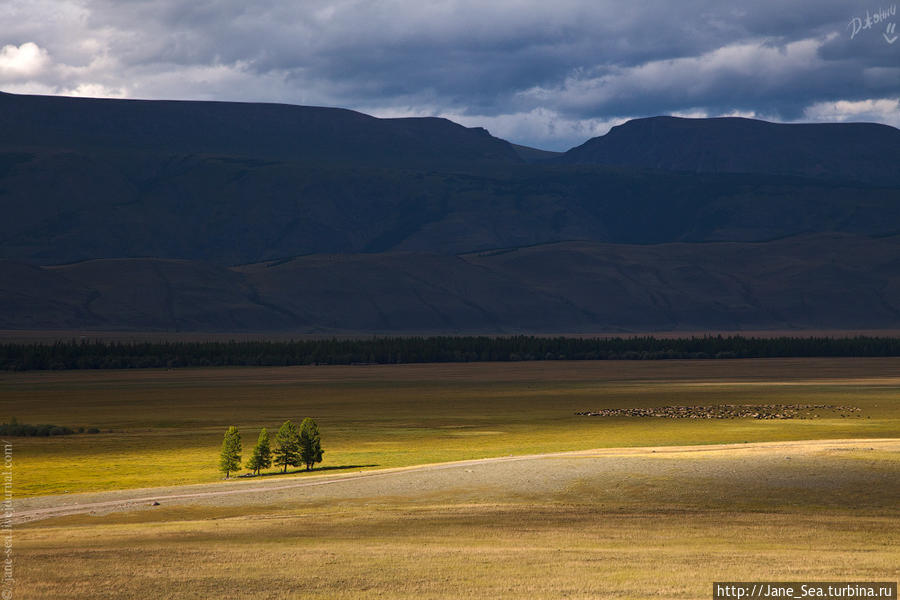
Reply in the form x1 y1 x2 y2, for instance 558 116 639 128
219 418 323 479
3 335 900 371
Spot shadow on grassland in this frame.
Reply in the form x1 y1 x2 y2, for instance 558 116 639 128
238 464 378 479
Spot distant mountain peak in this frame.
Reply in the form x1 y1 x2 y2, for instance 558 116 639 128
558 115 900 184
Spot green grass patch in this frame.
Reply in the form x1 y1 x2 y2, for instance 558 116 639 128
2 358 899 496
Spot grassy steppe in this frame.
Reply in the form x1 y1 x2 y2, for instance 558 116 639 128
8 358 900 599
16 440 900 599
2 358 899 497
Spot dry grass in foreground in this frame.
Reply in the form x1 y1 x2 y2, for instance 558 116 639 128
14 439 900 599
18 506 899 600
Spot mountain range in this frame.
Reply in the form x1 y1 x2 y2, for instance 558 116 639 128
1 91 898 333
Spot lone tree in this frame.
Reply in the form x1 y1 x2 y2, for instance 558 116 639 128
246 428 272 476
299 417 324 471
273 420 300 473
219 426 242 478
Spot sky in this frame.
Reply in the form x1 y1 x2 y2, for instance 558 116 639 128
1 0 899 150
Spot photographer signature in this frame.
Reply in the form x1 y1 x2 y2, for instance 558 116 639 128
848 5 898 44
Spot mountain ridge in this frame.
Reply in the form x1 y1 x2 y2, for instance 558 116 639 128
557 115 900 185
0 91 522 166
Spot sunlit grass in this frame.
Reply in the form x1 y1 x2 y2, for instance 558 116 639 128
3 358 899 496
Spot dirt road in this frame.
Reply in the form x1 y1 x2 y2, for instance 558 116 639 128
15 438 900 523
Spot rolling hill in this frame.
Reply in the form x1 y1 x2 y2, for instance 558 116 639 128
1 235 897 333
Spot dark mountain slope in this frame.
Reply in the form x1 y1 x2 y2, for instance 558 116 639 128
463 234 900 332
49 259 295 331
2 152 898 264
236 253 591 332
0 261 96 330
2 93 899 265
509 143 562 163
2 235 897 333
558 116 900 185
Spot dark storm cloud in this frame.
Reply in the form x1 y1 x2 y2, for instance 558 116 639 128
2 0 898 149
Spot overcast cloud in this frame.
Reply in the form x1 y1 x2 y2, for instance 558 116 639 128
1 0 898 149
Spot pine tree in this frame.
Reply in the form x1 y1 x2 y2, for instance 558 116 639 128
219 426 242 478
273 420 300 473
299 417 324 471
246 428 272 475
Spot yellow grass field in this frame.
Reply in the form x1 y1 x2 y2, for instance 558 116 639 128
2 358 900 497
6 358 900 599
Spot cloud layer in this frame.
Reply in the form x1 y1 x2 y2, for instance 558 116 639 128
2 0 899 149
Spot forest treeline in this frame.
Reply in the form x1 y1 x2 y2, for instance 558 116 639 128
1 335 899 371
